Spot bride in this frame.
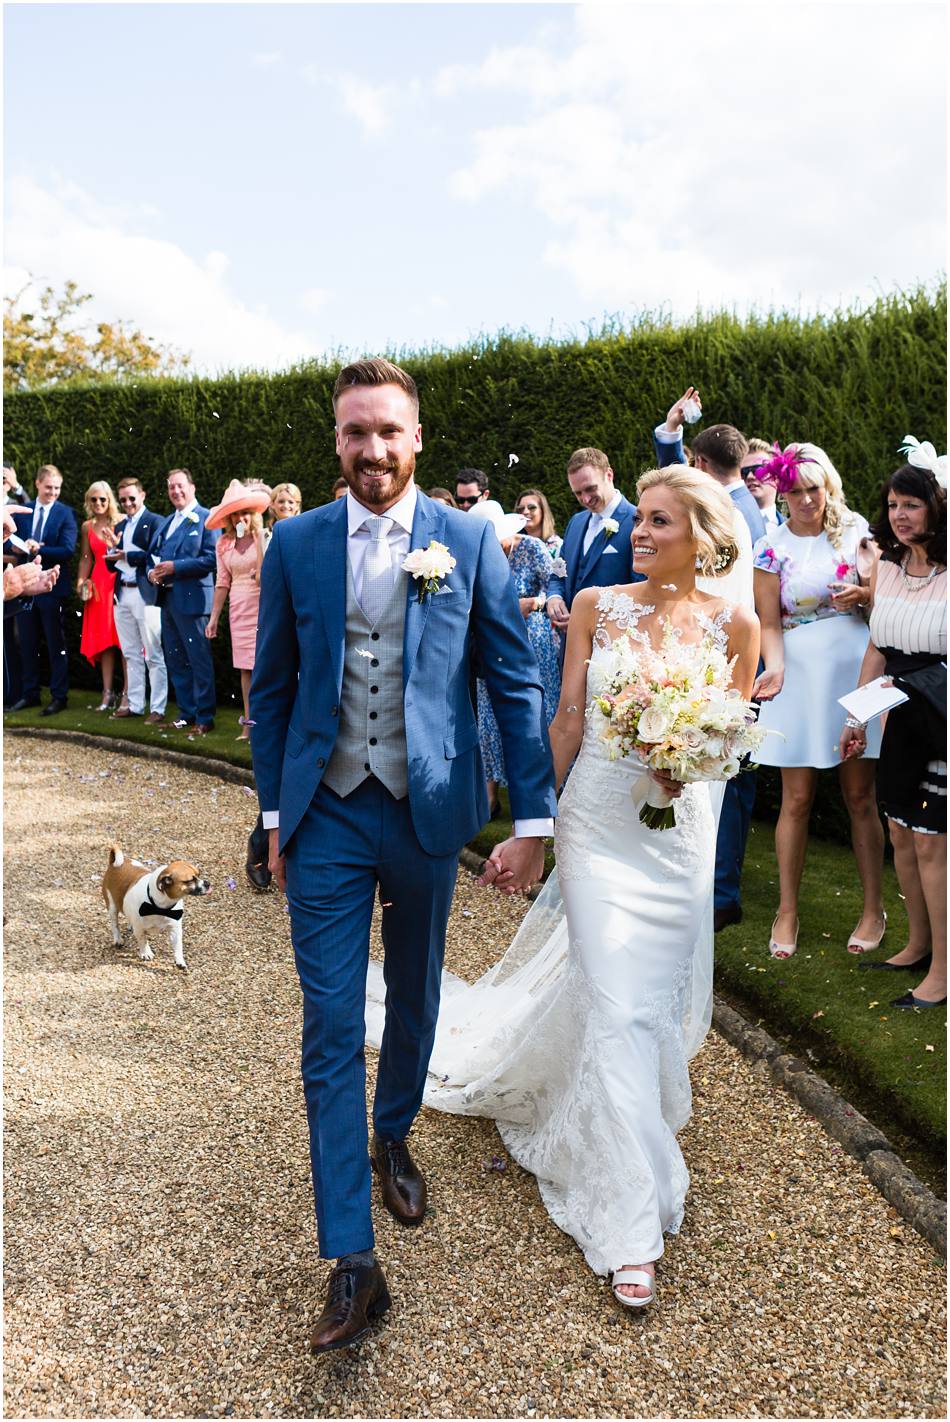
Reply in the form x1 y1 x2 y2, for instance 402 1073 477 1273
366 465 760 1308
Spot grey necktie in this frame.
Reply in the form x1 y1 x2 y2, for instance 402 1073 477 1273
360 515 395 624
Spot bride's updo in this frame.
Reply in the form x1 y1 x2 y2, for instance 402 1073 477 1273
636 465 741 577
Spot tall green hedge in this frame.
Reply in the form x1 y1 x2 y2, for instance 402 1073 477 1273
5 284 945 839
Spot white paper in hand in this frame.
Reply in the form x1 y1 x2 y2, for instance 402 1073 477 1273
839 676 909 725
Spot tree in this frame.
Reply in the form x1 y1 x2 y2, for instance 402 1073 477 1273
3 278 189 390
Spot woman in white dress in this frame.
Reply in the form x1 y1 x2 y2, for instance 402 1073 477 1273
750 443 884 960
368 466 758 1309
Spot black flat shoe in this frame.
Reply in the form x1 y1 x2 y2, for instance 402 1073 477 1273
41 698 68 716
8 697 41 711
245 857 272 892
858 953 932 972
891 990 947 1009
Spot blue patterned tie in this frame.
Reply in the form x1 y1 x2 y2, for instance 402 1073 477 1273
360 515 395 624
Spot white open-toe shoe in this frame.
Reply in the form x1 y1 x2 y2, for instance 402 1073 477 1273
611 1267 656 1309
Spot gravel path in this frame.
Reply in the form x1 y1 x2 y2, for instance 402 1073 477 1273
4 737 946 1420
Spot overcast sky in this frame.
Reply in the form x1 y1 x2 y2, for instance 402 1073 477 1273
4 2 946 375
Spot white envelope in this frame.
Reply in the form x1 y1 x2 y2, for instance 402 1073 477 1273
838 675 909 725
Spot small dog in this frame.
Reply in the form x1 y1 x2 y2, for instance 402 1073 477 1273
102 844 211 970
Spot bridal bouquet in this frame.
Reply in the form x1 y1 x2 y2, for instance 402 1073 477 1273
591 622 767 829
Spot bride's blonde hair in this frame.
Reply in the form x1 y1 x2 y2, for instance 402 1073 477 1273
636 466 740 577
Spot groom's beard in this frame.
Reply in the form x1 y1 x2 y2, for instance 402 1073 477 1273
341 453 416 510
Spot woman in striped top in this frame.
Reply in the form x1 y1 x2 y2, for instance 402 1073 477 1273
841 460 946 1008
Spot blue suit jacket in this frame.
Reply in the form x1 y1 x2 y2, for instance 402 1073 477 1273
547 493 641 607
7 501 78 602
250 490 557 856
150 505 219 615
651 432 768 543
112 508 166 606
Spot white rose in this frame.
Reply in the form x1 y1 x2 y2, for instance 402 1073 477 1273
677 725 706 752
637 703 676 742
603 517 620 536
402 539 457 582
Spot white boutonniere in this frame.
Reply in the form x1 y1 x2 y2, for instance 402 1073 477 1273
603 517 620 537
184 510 200 524
402 539 457 602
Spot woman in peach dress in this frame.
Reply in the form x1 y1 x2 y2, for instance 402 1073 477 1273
205 480 272 740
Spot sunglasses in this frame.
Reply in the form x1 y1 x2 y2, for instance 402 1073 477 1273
741 464 767 479
456 494 481 506
518 504 540 512
90 496 109 504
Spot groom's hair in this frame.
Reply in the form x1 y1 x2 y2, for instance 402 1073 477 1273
567 447 610 477
332 358 419 417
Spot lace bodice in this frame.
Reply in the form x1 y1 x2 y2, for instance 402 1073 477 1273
586 586 733 703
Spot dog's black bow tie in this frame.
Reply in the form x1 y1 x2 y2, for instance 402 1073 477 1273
140 890 183 921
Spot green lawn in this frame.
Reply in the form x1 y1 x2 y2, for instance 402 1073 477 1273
7 696 945 1162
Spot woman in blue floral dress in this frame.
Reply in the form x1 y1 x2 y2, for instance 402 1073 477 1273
471 502 562 811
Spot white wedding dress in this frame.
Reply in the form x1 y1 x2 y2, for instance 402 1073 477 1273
366 589 726 1276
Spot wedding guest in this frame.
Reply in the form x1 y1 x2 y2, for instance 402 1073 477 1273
3 467 27 702
752 442 884 960
455 468 491 508
515 488 562 555
426 487 458 508
653 386 701 468
8 464 78 715
743 438 783 526
205 480 272 740
332 477 349 501
109 477 168 723
469 500 561 817
3 463 28 506
546 448 640 639
148 468 219 735
841 448 946 1009
269 482 303 526
75 481 124 710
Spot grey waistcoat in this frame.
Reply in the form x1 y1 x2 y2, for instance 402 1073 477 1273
322 561 409 800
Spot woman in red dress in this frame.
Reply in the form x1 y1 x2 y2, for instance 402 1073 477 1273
76 481 123 710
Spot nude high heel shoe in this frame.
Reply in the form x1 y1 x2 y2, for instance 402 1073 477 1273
846 911 886 955
769 916 799 960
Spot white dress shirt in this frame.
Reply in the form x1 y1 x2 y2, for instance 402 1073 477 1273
582 490 623 556
264 482 554 839
115 505 146 579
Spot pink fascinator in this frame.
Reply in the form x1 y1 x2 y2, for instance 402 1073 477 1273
753 443 806 494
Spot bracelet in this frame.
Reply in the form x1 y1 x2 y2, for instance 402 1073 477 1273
844 715 866 731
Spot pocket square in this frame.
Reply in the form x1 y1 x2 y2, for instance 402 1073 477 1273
433 583 453 595
602 546 619 555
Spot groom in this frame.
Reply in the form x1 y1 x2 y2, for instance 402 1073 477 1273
251 358 556 1353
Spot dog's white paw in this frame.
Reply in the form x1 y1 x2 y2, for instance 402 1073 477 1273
175 960 188 971
138 945 154 962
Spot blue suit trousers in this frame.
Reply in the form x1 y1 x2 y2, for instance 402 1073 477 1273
714 769 757 911
286 777 457 1259
161 605 215 723
16 598 69 700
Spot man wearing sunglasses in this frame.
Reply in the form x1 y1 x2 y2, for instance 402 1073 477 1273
108 477 168 722
455 468 491 508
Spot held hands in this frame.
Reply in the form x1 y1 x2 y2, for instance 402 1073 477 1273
478 836 545 896
268 828 286 893
839 723 868 761
546 595 570 630
664 386 701 433
752 667 784 701
648 768 684 800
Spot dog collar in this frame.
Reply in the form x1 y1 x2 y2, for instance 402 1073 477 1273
140 888 184 921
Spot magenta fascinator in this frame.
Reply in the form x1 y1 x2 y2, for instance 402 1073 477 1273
753 442 806 494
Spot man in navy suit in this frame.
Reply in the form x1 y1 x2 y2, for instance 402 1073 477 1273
8 464 78 714
546 446 642 642
147 468 219 734
251 358 556 1353
109 476 168 722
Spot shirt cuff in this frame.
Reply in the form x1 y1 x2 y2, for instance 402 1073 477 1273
654 424 682 444
513 817 555 838
261 811 279 830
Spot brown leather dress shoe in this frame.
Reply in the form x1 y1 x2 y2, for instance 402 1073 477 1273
309 1260 391 1354
371 1134 427 1226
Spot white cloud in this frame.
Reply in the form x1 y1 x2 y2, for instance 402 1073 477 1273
4 176 322 373
436 3 946 316
336 76 393 137
251 51 281 67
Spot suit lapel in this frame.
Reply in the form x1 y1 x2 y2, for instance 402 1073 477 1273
403 493 444 682
567 513 591 592
314 502 347 698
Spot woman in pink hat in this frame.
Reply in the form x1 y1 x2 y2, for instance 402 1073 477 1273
205 479 272 740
